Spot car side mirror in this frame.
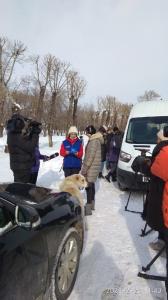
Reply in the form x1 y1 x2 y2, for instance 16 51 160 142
15 204 41 229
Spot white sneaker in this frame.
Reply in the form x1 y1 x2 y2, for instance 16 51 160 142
149 238 165 251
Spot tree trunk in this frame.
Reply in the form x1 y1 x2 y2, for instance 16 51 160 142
36 86 46 122
47 91 56 146
48 132 53 147
72 98 78 126
0 124 4 137
67 97 74 128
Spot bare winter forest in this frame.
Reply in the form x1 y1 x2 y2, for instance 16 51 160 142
1 36 158 146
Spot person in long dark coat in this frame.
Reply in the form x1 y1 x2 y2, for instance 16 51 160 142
6 105 40 183
105 126 123 182
98 125 107 178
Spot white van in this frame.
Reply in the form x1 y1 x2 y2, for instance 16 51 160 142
117 100 168 190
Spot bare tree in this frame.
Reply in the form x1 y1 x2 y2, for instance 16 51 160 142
66 70 86 127
98 96 118 126
48 57 70 146
0 37 26 135
138 90 160 102
31 54 53 122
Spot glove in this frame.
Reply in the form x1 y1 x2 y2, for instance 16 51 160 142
70 148 77 155
43 155 50 162
49 152 59 159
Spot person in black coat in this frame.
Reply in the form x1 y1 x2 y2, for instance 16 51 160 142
6 107 40 183
98 125 107 178
105 126 123 182
145 128 168 250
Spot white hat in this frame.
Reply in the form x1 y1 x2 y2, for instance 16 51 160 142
68 126 78 135
157 129 168 141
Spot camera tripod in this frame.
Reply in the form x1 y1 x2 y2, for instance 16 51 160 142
125 186 146 215
125 177 153 237
138 245 166 281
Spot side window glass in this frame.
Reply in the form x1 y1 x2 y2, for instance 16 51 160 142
0 207 7 228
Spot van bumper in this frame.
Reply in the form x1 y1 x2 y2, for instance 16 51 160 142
117 167 148 191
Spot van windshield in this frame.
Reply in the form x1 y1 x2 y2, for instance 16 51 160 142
126 117 168 144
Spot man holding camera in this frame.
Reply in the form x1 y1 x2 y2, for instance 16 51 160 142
6 104 41 183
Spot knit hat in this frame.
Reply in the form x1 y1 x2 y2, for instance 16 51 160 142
68 126 78 135
157 126 168 141
85 125 96 135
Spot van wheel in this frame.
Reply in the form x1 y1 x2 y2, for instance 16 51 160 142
50 228 81 300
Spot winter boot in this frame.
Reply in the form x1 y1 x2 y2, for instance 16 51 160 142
98 172 104 179
91 200 95 210
112 176 117 182
105 174 111 182
85 204 92 216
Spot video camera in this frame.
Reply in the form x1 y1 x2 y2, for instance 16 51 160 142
22 118 42 137
131 149 152 182
6 115 42 137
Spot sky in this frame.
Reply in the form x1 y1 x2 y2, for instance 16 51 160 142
1 0 168 104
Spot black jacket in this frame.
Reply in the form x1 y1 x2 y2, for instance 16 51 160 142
7 133 39 171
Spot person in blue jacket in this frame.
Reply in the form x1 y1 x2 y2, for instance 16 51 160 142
60 126 83 177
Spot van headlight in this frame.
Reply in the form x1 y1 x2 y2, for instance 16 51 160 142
120 151 131 162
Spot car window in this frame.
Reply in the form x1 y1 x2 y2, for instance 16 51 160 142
0 203 13 229
126 116 168 144
0 207 8 228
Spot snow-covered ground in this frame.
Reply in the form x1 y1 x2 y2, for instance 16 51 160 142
0 134 167 300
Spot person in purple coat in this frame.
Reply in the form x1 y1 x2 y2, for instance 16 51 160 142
105 127 123 182
29 147 49 184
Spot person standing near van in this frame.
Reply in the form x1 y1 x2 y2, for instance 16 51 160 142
105 127 123 182
98 125 107 178
145 126 168 297
60 126 83 177
81 125 104 215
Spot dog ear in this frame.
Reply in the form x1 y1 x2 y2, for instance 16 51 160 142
76 174 80 180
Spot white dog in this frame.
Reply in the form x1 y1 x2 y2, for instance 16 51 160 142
59 174 88 229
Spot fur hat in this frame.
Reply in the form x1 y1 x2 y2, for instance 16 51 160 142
68 126 78 135
157 126 168 141
85 125 96 135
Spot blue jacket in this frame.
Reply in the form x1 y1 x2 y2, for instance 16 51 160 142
60 138 83 169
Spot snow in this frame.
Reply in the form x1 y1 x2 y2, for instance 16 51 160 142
0 134 167 300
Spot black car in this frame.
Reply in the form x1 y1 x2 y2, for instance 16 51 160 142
0 182 84 300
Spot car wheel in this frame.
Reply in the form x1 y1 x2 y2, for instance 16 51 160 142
50 227 81 300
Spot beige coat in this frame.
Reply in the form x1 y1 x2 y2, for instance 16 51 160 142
81 132 104 182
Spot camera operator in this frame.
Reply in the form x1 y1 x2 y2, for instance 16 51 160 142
144 126 168 297
6 104 41 183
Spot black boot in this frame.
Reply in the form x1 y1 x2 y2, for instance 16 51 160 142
98 172 104 179
105 174 111 182
85 204 92 216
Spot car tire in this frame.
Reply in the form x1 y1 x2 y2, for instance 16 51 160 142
50 227 81 300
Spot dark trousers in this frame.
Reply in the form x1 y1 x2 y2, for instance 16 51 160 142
86 182 95 204
107 162 117 180
29 172 38 184
13 170 31 183
63 168 80 178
